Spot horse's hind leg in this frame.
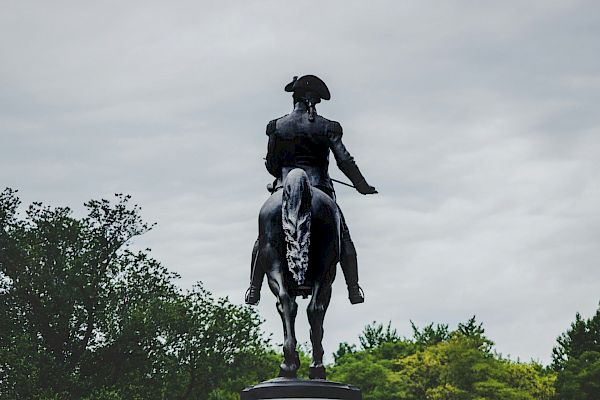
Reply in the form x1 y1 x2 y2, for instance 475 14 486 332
273 279 299 377
307 281 332 379
265 257 299 377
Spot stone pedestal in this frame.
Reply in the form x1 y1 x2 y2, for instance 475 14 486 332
241 377 361 400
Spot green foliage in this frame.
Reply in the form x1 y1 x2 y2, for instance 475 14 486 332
0 189 273 399
329 319 556 400
4 188 599 399
552 304 600 399
333 341 358 362
332 350 402 400
411 321 450 348
360 321 401 350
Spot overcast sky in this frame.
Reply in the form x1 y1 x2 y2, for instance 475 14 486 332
2 0 599 364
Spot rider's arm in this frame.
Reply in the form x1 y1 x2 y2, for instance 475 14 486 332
327 121 377 195
265 119 281 178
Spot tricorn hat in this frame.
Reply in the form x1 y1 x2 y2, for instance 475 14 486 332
285 75 331 101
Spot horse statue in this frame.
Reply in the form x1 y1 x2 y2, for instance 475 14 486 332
246 75 377 381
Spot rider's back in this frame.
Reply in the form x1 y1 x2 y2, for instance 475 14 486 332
275 111 331 167
267 106 348 195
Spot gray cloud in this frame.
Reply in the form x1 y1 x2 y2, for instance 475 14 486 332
2 0 599 364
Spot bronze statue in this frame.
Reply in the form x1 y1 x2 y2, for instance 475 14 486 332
246 75 377 380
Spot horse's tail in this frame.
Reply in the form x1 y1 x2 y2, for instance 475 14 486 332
282 168 312 285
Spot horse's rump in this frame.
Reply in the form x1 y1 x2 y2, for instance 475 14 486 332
258 168 341 296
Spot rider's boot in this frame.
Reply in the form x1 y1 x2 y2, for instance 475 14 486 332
245 239 264 305
340 233 364 304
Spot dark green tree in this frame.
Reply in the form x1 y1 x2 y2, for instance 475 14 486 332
0 188 273 399
552 304 600 399
359 321 401 350
411 321 450 348
1 189 153 398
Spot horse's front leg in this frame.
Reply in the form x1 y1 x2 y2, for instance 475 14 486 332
307 282 332 379
266 264 299 378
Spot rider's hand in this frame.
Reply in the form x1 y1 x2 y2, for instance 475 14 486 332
357 184 378 195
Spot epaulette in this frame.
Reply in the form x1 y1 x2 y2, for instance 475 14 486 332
327 120 343 136
266 119 278 135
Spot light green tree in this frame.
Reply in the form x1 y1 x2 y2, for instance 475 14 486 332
329 319 556 400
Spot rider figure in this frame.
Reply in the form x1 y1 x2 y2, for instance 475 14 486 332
245 75 377 305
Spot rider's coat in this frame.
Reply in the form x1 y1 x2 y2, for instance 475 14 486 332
265 103 354 197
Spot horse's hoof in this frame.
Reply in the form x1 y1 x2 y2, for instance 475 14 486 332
309 364 326 380
278 363 298 378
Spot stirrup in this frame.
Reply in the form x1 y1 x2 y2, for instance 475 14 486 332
348 285 364 304
245 286 260 305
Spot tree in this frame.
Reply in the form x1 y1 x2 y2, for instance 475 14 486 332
411 321 450 348
552 304 600 399
329 318 556 400
359 321 402 350
1 189 153 398
0 188 272 399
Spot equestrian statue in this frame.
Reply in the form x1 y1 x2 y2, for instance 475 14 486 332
245 75 377 380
